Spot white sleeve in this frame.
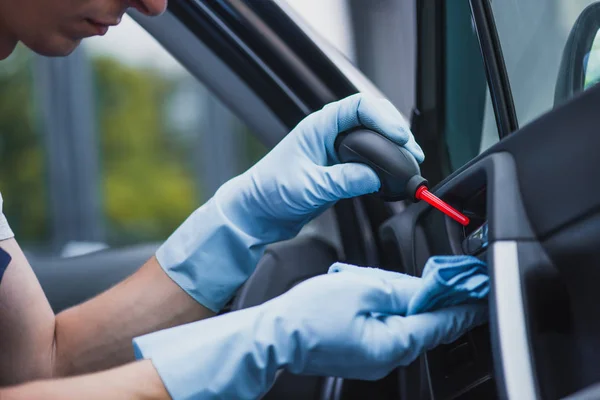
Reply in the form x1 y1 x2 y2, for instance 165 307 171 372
0 192 14 241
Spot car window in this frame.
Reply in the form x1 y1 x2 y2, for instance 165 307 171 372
0 16 267 258
282 0 417 120
490 0 599 127
287 0 500 175
280 0 355 60
444 1 499 172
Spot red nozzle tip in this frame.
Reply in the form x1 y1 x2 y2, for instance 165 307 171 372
415 186 470 226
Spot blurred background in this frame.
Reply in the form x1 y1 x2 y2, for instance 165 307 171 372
0 0 417 258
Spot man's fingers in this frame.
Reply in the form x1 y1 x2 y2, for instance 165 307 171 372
386 303 488 366
361 273 424 316
314 163 380 201
306 93 424 164
356 96 424 163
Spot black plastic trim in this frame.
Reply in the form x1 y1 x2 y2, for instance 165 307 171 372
168 0 359 129
437 152 535 242
168 0 305 126
517 241 569 399
438 83 600 240
413 0 448 185
210 1 337 107
407 83 600 399
379 151 536 276
469 0 518 138
237 1 357 102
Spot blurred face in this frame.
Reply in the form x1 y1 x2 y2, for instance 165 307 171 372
0 0 167 58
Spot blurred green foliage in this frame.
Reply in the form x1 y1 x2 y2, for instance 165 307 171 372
0 46 48 242
0 47 266 250
93 56 199 245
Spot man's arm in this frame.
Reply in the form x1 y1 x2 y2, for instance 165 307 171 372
0 360 170 400
0 237 213 385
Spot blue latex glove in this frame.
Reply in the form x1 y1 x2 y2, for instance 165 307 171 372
133 264 487 400
407 256 489 315
156 93 424 312
329 256 489 316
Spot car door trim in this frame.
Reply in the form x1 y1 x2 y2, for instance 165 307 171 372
492 240 537 400
469 0 518 138
129 9 288 147
272 0 386 100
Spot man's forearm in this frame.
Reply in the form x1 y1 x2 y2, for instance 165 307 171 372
0 360 170 400
53 256 214 376
0 237 213 384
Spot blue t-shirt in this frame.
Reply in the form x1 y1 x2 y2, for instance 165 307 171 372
0 247 12 286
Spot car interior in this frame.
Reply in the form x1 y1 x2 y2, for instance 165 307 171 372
10 0 600 399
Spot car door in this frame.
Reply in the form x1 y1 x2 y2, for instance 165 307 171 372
376 1 600 399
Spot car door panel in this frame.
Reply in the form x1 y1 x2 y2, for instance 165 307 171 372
488 82 600 399
381 84 600 399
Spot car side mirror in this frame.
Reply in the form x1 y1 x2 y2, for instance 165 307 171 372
555 3 600 106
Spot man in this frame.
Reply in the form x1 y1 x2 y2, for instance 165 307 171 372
0 0 487 399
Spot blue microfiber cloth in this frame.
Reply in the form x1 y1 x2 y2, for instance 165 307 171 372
327 255 488 316
407 255 489 316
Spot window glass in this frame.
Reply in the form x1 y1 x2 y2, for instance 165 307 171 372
1 16 267 257
88 17 267 252
444 1 499 173
490 0 599 127
280 0 356 60
282 0 417 118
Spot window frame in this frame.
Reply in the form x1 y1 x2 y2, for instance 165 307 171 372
468 0 519 139
413 0 519 188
